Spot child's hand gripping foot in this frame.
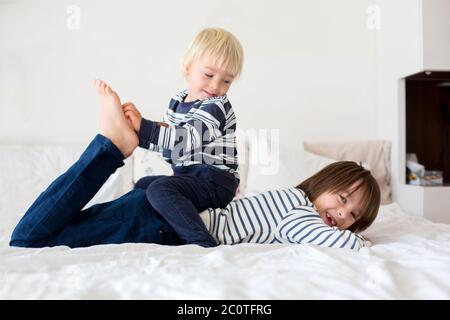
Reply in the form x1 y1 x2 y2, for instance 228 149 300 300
94 79 138 158
122 102 142 132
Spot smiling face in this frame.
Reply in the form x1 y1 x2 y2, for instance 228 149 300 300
313 182 365 230
298 161 381 233
184 56 235 102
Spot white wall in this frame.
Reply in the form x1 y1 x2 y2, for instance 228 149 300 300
375 0 423 201
423 0 450 70
375 0 450 205
0 0 377 145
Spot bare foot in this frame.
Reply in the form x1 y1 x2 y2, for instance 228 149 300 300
94 79 138 158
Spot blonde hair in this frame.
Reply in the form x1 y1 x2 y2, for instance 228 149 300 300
182 28 244 78
297 161 381 233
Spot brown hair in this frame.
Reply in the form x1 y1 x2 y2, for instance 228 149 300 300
297 161 381 233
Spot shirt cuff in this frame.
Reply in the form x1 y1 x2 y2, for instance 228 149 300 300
138 118 161 148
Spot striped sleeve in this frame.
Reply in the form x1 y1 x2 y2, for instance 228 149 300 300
277 207 366 251
138 99 226 162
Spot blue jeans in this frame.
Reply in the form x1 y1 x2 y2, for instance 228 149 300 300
9 134 184 248
135 170 235 248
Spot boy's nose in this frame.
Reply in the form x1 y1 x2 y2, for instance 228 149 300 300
210 80 220 90
337 208 350 219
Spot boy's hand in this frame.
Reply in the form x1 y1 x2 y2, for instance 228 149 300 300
122 102 142 132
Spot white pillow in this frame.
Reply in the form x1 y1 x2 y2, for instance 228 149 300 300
84 157 133 209
234 131 250 198
303 140 391 204
303 150 336 177
0 144 133 233
303 150 371 178
245 135 307 194
244 139 374 196
132 147 173 184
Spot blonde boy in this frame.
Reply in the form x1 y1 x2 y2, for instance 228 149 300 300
124 28 244 247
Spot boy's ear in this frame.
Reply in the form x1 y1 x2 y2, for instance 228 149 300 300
183 63 191 77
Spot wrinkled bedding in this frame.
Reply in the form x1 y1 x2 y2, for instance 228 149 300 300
1 203 449 299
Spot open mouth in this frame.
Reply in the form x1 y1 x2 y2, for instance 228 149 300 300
325 212 337 227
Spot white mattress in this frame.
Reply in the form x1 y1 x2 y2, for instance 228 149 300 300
1 202 450 299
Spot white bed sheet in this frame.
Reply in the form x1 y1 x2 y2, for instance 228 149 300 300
1 202 450 299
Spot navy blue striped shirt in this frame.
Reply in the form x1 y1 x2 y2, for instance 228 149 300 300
138 90 239 190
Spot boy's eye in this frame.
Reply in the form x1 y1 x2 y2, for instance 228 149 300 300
224 80 230 84
204 73 213 78
339 195 347 204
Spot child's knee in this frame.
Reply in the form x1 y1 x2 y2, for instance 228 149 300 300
145 178 176 203
134 176 161 190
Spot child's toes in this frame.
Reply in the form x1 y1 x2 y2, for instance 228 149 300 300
96 80 106 94
100 82 107 94
94 79 101 93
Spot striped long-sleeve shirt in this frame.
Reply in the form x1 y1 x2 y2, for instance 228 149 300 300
199 187 367 251
138 90 239 190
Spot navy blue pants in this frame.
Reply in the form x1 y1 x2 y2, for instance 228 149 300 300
9 134 184 248
135 169 235 248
